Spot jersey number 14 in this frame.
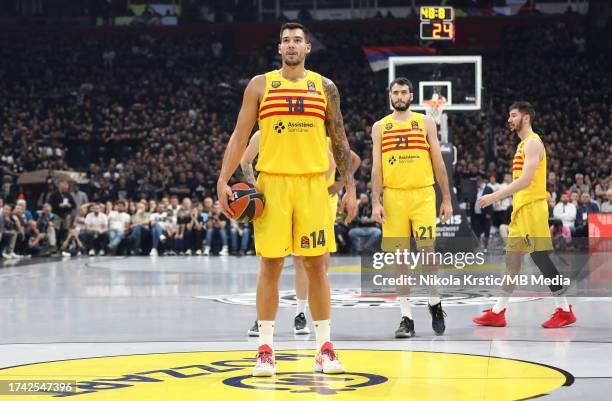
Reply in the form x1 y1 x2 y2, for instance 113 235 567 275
287 97 305 114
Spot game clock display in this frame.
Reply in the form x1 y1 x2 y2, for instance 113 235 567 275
420 6 455 41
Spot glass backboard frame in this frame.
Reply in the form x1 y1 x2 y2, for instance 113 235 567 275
387 55 482 112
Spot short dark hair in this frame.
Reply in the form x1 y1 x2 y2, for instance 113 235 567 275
280 22 310 43
388 77 413 92
509 101 535 123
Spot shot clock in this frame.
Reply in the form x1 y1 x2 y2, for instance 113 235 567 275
420 6 455 41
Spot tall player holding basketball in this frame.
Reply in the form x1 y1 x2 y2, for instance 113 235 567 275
241 131 360 337
371 77 453 338
217 23 357 376
473 102 576 328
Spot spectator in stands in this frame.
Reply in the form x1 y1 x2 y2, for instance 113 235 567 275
36 181 55 210
16 199 33 221
149 203 169 256
575 192 600 237
202 197 213 219
61 227 85 257
164 209 179 255
27 221 47 257
183 205 204 256
601 189 612 213
130 202 150 255
547 172 560 202
570 191 580 208
1 205 19 259
230 220 251 256
571 173 590 195
553 193 577 234
348 193 381 254
594 174 610 204
107 200 131 254
173 208 187 255
472 176 493 250
48 180 76 245
204 200 229 256
74 204 88 246
12 202 28 256
70 182 89 214
84 203 109 256
36 203 57 254
167 195 180 218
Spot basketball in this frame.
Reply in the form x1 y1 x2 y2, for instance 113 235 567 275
229 182 265 223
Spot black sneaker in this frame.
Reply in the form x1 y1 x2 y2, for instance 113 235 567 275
428 302 447 335
247 320 259 337
394 316 415 338
294 312 310 334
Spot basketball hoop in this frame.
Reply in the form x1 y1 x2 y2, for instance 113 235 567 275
423 96 446 125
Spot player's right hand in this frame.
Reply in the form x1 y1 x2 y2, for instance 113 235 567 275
216 180 235 218
341 185 357 224
372 202 385 225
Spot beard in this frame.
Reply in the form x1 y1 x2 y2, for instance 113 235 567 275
511 119 523 132
283 55 301 67
392 101 409 111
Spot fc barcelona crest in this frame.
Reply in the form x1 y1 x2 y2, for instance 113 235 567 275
271 81 281 88
411 121 419 130
307 80 316 93
385 122 393 130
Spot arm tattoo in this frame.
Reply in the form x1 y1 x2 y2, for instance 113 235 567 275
323 78 354 188
241 163 256 186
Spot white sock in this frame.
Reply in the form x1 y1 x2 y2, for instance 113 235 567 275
398 297 412 319
492 296 509 314
554 297 570 312
428 296 441 306
258 320 275 349
313 320 330 351
296 299 308 316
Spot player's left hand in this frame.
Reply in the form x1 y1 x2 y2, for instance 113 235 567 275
328 181 343 195
439 199 453 223
341 185 357 224
216 180 235 218
477 194 495 209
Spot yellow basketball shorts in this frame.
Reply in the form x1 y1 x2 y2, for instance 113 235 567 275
328 193 338 253
506 199 553 253
254 173 332 258
382 185 437 251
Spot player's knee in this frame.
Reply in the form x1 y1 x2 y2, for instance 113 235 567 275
301 256 327 277
259 257 284 278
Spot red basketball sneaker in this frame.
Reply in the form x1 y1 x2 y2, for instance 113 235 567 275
252 344 275 377
542 305 576 328
314 342 345 374
472 308 507 327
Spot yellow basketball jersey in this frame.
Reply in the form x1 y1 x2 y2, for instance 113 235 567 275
380 112 434 189
512 132 547 210
256 70 329 175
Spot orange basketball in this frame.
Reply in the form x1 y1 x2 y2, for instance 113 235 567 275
228 182 265 223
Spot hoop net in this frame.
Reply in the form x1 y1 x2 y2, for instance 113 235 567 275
423 96 446 125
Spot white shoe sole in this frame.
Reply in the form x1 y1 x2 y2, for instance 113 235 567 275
294 327 310 335
252 367 275 377
313 362 345 374
247 330 259 337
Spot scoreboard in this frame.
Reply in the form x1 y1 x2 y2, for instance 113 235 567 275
420 6 455 41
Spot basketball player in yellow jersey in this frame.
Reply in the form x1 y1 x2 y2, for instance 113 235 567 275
371 77 453 338
217 22 357 377
473 101 576 329
241 131 360 337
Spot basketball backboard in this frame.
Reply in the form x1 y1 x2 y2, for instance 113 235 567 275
388 56 482 112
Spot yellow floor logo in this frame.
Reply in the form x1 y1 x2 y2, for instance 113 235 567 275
0 350 572 400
